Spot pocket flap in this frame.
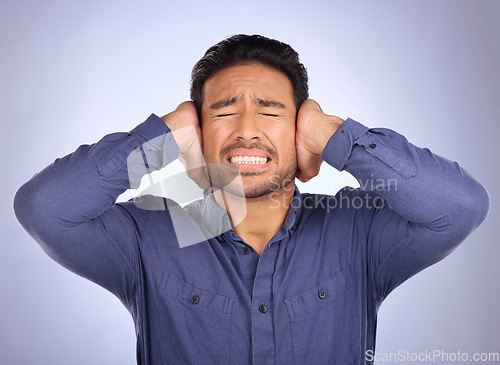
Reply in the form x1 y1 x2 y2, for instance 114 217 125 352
284 266 352 319
161 274 234 317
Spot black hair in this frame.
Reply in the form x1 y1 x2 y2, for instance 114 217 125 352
190 34 309 121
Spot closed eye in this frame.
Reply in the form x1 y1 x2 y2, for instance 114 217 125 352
216 113 236 117
261 113 279 117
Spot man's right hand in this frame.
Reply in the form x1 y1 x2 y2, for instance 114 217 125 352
161 102 210 189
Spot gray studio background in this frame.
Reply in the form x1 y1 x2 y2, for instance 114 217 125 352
2 0 499 364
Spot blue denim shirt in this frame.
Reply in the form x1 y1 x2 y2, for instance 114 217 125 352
14 114 489 364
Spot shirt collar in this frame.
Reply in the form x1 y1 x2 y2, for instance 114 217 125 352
188 185 303 241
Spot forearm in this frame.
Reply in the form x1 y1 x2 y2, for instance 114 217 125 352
13 114 180 297
322 118 490 232
14 113 179 225
321 118 490 298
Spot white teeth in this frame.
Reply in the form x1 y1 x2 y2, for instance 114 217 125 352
230 156 268 164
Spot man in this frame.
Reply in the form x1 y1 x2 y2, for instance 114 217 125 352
14 34 489 364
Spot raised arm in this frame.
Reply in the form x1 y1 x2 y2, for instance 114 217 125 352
13 102 204 305
296 99 490 299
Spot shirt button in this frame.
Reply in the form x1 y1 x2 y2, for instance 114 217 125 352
259 305 268 314
191 295 200 304
242 246 251 255
369 143 377 149
318 290 327 299
134 146 141 152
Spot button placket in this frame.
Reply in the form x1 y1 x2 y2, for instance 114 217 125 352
250 241 278 363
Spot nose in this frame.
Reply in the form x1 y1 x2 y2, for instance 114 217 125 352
232 111 263 141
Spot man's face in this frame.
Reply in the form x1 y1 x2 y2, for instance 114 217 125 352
201 63 297 199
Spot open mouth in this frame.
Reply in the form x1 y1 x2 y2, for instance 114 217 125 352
229 156 270 165
225 147 273 167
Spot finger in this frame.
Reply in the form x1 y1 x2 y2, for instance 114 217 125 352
295 158 322 183
299 99 322 114
179 143 210 187
295 170 309 183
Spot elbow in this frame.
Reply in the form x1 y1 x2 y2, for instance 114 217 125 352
14 181 30 227
13 178 39 234
13 174 54 240
422 180 490 252
451 177 490 235
470 181 490 227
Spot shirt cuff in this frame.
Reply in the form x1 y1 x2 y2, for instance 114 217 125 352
97 113 178 189
130 113 171 145
321 118 369 171
132 113 180 165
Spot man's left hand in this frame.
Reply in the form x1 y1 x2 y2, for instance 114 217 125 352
295 99 345 182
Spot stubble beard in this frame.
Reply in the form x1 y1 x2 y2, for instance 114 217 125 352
204 139 297 199
206 158 297 199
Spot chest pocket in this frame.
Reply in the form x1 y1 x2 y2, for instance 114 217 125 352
284 266 358 364
157 273 235 365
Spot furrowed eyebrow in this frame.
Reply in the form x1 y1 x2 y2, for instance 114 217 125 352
209 96 241 110
255 98 285 108
209 96 286 110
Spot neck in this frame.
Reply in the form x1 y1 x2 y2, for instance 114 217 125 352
213 183 295 255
